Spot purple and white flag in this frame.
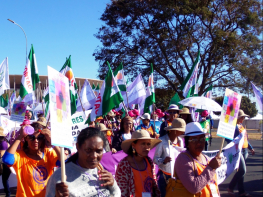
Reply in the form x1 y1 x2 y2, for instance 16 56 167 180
251 82 263 111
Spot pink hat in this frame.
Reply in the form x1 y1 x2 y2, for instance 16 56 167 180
132 109 140 116
128 111 135 117
158 112 165 118
156 109 162 114
201 110 209 117
20 119 31 126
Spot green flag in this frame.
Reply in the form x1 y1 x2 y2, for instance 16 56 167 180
0 95 8 108
179 51 200 98
60 56 78 115
19 45 40 99
144 63 155 113
169 93 183 108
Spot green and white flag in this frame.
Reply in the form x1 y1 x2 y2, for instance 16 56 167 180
144 63 155 114
113 62 126 92
60 55 78 115
180 51 200 98
92 83 96 90
113 62 128 110
0 57 10 96
86 62 123 124
203 84 213 99
19 45 40 99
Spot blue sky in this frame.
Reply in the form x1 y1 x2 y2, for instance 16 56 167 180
0 0 110 79
0 0 261 112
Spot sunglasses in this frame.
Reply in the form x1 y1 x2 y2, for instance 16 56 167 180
27 134 45 141
168 111 179 114
188 137 206 144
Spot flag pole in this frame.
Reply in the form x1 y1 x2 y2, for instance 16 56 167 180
39 83 45 116
60 147 66 183
153 104 156 138
76 86 86 116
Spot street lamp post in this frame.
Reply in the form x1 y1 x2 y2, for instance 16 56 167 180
7 19 28 63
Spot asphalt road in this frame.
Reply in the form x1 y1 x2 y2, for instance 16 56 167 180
0 138 262 197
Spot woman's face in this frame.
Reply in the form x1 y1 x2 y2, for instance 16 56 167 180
168 110 179 120
180 114 188 120
238 116 245 124
26 112 32 120
187 134 206 156
25 132 45 151
77 136 104 169
132 139 151 157
123 120 133 132
142 119 150 126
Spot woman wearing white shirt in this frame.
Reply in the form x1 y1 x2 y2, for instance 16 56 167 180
153 118 186 197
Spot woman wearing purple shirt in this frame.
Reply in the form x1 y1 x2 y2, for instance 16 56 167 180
0 127 11 197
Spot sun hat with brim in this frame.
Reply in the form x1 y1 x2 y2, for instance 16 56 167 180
238 110 249 119
164 118 186 132
121 129 162 154
166 104 182 112
182 122 209 137
128 111 136 117
107 110 116 117
95 123 112 132
140 113 151 120
36 117 47 127
0 127 6 137
179 108 191 115
201 110 209 117
133 109 140 116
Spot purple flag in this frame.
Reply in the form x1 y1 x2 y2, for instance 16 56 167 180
100 147 158 177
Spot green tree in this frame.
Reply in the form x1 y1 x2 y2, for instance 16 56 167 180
94 0 262 98
214 96 258 118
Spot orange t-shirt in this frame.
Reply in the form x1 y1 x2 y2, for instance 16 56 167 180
12 148 58 197
167 120 172 127
194 157 220 197
238 124 248 148
132 159 153 197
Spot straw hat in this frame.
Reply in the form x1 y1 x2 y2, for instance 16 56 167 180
36 117 47 127
238 109 249 119
166 104 182 112
121 129 161 154
95 123 112 132
0 127 6 137
179 108 191 115
140 113 151 120
107 110 116 117
182 122 209 137
164 118 186 132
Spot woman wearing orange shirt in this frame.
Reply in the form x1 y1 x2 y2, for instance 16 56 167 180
3 121 60 197
115 129 161 197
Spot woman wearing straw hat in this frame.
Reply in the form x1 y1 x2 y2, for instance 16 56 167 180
173 122 222 197
159 104 182 137
227 109 255 197
115 129 161 197
0 127 11 197
179 107 193 124
153 118 186 197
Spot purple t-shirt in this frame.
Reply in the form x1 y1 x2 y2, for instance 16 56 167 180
0 141 8 150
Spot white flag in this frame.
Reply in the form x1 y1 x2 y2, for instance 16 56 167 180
251 82 263 111
76 79 97 112
0 57 10 96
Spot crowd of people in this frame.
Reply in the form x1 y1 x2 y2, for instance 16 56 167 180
0 105 255 197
